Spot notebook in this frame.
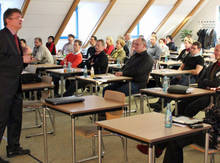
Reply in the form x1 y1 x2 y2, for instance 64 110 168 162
45 96 85 105
173 116 203 125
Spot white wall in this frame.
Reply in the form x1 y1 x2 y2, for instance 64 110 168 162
19 0 73 49
174 0 219 47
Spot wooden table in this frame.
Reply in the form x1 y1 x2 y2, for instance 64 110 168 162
47 68 84 97
158 60 182 68
161 55 179 60
96 112 211 163
43 95 127 163
151 69 192 86
75 74 133 114
151 69 191 77
140 87 216 115
22 82 54 92
108 63 124 70
33 64 63 73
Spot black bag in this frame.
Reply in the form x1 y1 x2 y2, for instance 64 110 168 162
22 73 42 84
167 85 190 94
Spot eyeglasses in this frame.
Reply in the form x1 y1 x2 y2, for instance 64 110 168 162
8 17 24 21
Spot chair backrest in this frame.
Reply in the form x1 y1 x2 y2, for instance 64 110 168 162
41 76 52 84
104 90 126 120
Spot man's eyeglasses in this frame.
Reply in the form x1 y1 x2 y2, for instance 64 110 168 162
8 17 24 21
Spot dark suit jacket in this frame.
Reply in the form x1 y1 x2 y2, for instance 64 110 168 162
122 50 153 89
88 51 108 74
0 27 24 98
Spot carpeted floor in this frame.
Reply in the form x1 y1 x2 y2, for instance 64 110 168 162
1 96 220 163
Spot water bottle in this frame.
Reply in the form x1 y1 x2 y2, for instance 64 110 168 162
116 58 121 67
162 76 169 93
165 55 168 63
67 62 72 72
165 103 172 128
63 61 67 73
83 65 88 78
90 66 95 78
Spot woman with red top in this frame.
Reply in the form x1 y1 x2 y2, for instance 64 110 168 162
104 36 114 55
46 36 56 55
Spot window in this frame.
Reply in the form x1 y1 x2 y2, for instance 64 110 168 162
131 3 174 40
56 0 109 50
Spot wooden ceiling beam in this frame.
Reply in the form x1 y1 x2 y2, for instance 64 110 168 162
171 0 205 38
82 0 117 48
21 0 31 16
125 0 155 35
54 0 80 44
154 0 183 33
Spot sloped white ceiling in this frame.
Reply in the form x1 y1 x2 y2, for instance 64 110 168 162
95 0 150 41
15 0 218 48
19 0 74 48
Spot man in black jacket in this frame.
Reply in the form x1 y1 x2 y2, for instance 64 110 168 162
103 38 153 96
0 8 32 163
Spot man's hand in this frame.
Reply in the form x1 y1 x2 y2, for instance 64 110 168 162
23 55 32 63
115 72 123 76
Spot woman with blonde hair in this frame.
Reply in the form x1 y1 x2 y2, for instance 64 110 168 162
177 37 194 61
110 39 126 63
104 36 114 55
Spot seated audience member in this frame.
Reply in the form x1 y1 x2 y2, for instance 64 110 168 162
60 40 83 68
151 41 204 112
53 40 83 97
110 39 126 63
46 36 56 56
32 37 54 64
63 39 108 96
103 38 153 96
177 37 193 61
129 39 137 57
147 35 162 61
62 34 75 55
137 44 220 163
20 39 32 56
86 35 97 58
124 33 132 56
159 38 169 57
104 36 114 55
174 41 204 85
166 35 177 51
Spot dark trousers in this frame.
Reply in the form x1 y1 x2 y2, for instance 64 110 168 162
103 82 139 97
53 76 60 95
163 133 213 163
0 90 23 150
176 95 210 117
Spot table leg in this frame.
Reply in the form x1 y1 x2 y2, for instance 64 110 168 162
75 79 78 96
124 138 128 163
128 81 131 116
161 98 164 110
98 127 102 163
140 94 144 114
71 116 76 163
152 145 155 163
43 106 48 163
60 76 64 97
204 131 209 163
148 144 153 163
175 101 178 116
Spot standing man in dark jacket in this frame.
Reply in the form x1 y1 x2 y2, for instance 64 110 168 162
103 38 153 96
0 8 32 163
